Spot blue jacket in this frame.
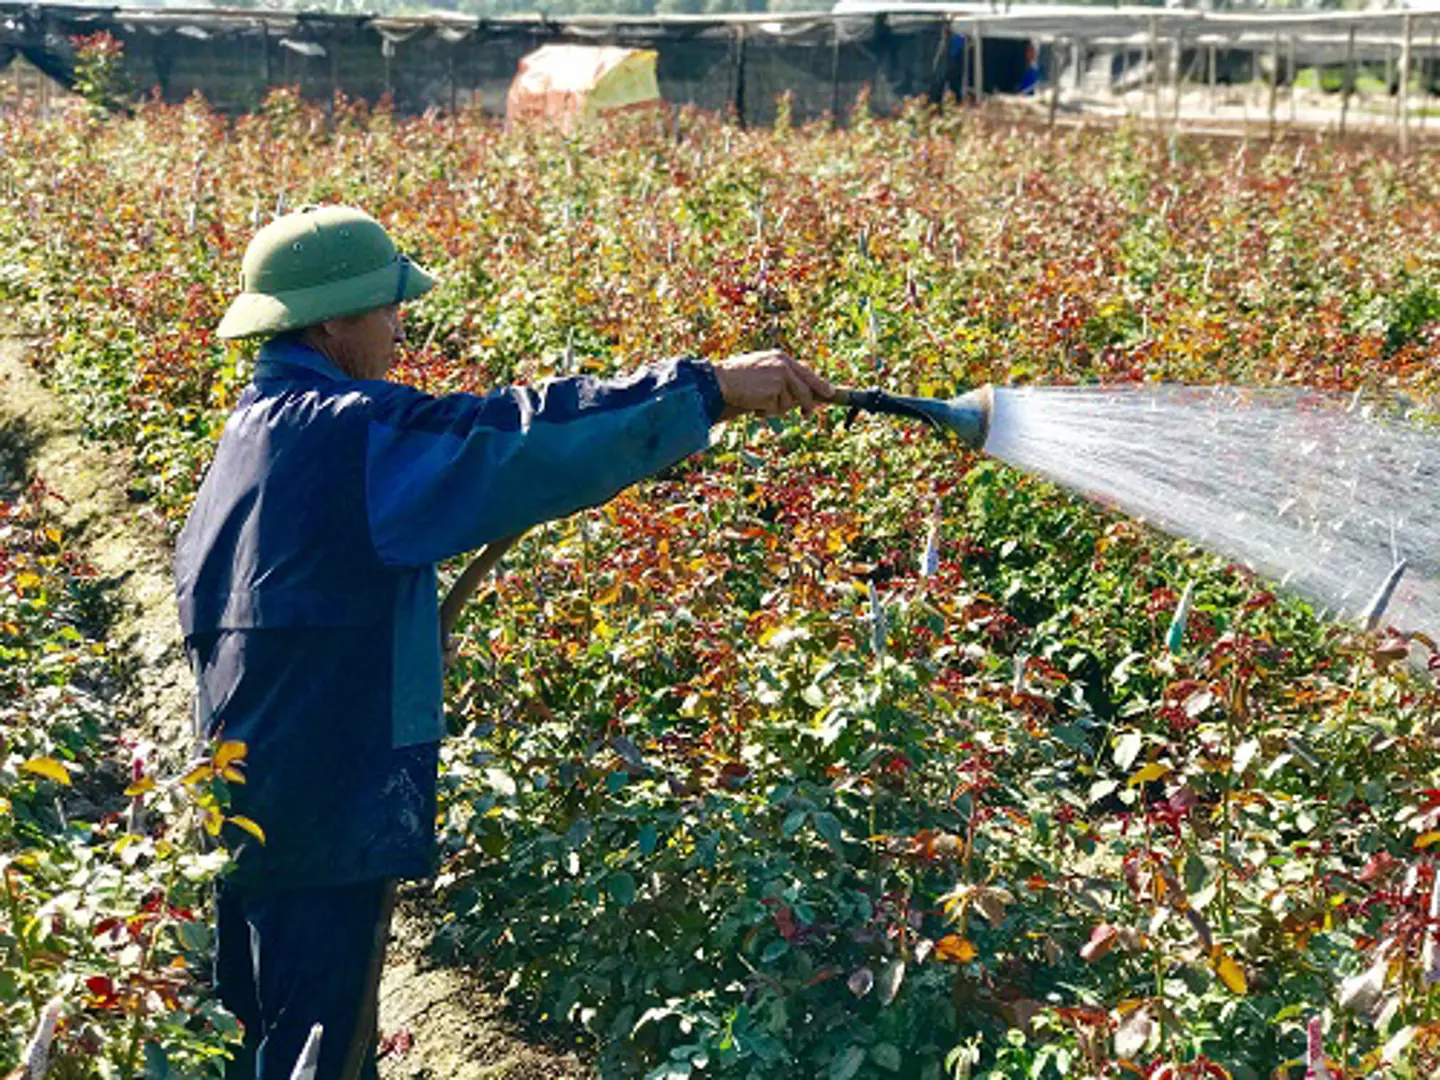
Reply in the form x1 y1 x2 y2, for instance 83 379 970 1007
174 337 724 888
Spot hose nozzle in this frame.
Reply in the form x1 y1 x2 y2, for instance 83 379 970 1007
833 384 993 450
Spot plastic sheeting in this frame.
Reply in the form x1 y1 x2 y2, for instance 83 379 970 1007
506 45 661 131
4 3 1432 120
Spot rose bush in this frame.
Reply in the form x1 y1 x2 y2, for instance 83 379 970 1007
1 78 1439 1077
0 481 240 1077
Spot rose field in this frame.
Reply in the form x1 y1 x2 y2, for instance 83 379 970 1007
1 71 1440 1079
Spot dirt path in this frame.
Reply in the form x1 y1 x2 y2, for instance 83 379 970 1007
0 328 591 1080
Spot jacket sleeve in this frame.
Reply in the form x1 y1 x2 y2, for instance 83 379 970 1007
364 356 725 568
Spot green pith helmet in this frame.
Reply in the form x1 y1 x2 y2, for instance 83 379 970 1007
217 205 436 340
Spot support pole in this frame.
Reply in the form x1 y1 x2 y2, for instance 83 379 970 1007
732 24 746 128
1048 37 1061 132
1385 42 1395 131
1267 32 1280 141
1425 21 1437 135
973 20 984 106
1208 42 1217 112
927 18 949 110
1171 35 1183 130
1287 35 1296 128
1120 41 1130 110
1340 24 1355 137
830 18 842 123
1073 38 1084 92
1148 15 1159 125
1399 12 1413 153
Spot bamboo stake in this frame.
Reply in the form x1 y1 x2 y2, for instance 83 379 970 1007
1398 12 1413 153
1340 25 1355 138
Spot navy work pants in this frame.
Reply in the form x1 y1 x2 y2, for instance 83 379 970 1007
215 878 397 1080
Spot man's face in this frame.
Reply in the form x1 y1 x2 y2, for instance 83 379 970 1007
320 304 405 381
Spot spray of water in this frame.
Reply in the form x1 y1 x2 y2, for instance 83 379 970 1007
983 385 1440 636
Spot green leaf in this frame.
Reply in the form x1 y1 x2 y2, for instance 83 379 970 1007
637 822 658 856
871 1043 902 1072
811 811 844 853
782 810 808 837
831 1046 866 1080
607 871 637 907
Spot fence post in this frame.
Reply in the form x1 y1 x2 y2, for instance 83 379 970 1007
1340 23 1355 137
1398 12 1413 152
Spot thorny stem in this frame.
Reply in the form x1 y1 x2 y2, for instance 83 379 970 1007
1219 669 1244 937
4 867 47 1019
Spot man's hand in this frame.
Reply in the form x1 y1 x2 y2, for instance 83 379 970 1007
713 350 836 421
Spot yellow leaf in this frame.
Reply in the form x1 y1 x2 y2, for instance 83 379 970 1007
219 767 247 785
1128 762 1172 786
181 762 215 787
201 805 224 836
934 934 977 962
14 571 43 592
0 795 10 814
1211 948 1247 994
213 741 247 770
21 757 71 785
228 815 266 845
124 776 156 797
1414 831 1440 850
592 583 621 607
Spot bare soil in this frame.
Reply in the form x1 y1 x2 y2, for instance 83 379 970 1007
0 326 592 1080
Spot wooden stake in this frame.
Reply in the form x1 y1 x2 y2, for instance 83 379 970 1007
1073 38 1084 92
1340 24 1355 137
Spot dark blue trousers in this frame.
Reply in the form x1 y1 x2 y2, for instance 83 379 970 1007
215 878 396 1080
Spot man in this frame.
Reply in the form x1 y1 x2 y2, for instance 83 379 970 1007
174 204 833 1080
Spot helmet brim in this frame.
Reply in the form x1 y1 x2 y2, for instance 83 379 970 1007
217 255 436 341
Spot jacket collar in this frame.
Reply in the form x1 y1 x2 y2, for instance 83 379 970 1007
254 337 349 384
